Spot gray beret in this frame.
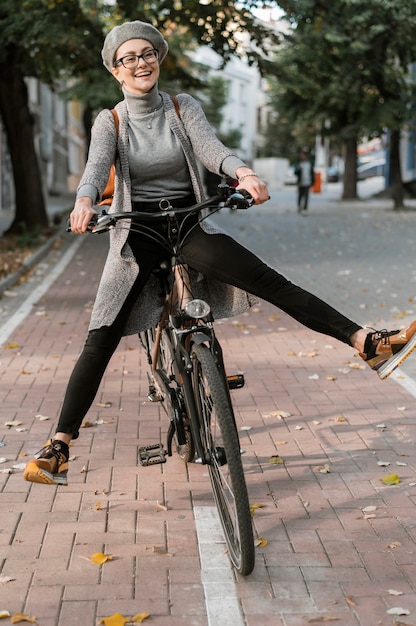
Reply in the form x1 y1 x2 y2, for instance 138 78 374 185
101 20 168 71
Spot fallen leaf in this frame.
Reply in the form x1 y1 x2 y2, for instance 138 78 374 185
295 425 303 430
0 576 15 584
10 613 37 624
250 503 265 515
308 373 319 380
0 459 6 464
4 421 21 428
87 552 113 565
148 546 172 556
381 473 401 485
376 423 387 429
269 455 284 465
387 541 402 549
0 611 11 619
240 426 252 431
386 607 410 616
97 402 113 408
95 502 102 511
362 506 377 513
3 343 19 349
345 595 356 607
81 421 94 428
254 536 268 548
98 613 129 626
36 414 49 421
275 440 287 445
377 461 390 467
80 466 87 473
268 410 291 419
388 589 404 596
326 375 337 381
316 464 331 474
132 613 150 623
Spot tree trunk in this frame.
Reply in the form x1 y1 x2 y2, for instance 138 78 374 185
0 55 48 234
389 128 404 210
342 136 358 200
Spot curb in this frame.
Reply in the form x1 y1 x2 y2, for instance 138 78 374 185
0 225 67 298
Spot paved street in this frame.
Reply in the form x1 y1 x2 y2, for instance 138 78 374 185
1 183 416 625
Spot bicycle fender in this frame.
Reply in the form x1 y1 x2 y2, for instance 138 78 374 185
191 331 211 345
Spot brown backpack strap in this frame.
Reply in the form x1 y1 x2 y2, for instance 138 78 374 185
110 108 120 135
171 95 181 118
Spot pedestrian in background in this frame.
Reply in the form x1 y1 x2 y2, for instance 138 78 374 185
295 150 315 213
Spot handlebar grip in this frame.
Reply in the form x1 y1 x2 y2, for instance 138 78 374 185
66 214 98 233
226 191 254 210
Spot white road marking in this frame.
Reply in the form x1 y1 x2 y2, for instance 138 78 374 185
193 506 245 626
0 237 84 345
391 367 416 399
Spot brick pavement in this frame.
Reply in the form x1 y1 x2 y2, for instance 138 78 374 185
1 223 416 625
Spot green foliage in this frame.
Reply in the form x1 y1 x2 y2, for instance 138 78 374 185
267 0 416 144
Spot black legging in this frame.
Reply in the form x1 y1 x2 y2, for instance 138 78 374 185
57 218 360 438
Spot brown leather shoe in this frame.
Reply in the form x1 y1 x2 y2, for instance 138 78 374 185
23 439 69 485
360 320 416 379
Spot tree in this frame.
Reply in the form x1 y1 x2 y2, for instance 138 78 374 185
267 0 416 206
1 0 281 232
0 0 103 233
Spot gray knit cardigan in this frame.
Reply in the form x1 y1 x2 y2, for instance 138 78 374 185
79 91 256 335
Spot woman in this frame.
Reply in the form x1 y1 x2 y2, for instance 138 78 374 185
24 20 416 486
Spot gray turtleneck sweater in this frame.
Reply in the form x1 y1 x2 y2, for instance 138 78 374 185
78 84 242 203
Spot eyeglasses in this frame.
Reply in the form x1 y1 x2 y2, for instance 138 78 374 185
114 49 159 69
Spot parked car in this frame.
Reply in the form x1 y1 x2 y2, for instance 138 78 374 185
357 159 386 180
326 166 340 182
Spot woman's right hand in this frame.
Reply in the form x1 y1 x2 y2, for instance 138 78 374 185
70 197 97 234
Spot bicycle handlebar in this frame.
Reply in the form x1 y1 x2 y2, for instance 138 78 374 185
67 184 253 234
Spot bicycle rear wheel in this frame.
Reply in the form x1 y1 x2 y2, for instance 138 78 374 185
191 343 255 575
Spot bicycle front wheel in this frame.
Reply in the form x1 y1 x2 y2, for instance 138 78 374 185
191 343 255 575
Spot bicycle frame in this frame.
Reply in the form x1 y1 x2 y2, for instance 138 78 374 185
144 251 230 464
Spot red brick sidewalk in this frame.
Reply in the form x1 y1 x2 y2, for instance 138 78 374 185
1 234 416 625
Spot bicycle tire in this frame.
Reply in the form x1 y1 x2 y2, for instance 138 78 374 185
191 343 255 575
154 327 195 463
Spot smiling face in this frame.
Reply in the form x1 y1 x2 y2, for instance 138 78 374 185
111 38 160 94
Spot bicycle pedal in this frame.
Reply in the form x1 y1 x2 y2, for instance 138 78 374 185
147 385 163 402
227 374 245 389
138 443 167 466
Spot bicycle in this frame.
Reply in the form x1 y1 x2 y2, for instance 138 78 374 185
81 184 256 575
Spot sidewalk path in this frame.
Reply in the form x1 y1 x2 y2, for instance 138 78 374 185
1 198 416 625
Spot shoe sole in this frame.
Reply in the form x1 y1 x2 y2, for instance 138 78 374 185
23 462 68 486
377 332 416 380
